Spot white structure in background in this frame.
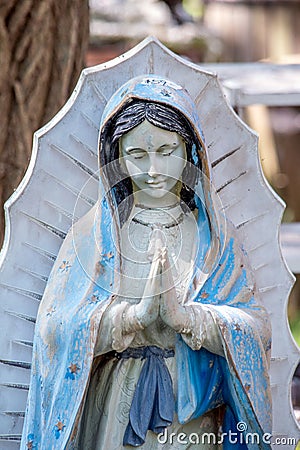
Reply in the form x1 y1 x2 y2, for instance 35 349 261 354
0 37 298 449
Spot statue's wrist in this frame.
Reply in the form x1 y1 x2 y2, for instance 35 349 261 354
179 306 207 350
112 302 136 352
122 304 145 334
175 306 192 334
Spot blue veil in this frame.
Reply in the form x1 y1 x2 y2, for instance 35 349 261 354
21 76 272 449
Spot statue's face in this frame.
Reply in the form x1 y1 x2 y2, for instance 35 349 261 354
119 120 187 201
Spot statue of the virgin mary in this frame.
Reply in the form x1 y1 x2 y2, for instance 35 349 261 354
21 76 272 449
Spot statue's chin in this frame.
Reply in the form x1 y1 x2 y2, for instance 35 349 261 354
143 187 169 198
135 188 179 206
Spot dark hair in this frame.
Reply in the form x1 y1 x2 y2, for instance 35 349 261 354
99 100 202 225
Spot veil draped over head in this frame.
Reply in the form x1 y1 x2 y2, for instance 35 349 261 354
21 76 272 450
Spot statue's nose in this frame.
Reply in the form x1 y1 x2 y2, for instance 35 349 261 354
147 154 159 177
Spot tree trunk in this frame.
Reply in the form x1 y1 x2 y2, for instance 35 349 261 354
0 0 89 245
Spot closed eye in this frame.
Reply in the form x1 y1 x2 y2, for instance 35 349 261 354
159 145 177 156
126 148 147 159
133 151 147 159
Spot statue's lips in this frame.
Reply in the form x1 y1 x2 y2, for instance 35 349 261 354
145 178 167 188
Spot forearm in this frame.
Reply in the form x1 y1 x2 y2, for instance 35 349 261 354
180 304 224 356
94 301 140 356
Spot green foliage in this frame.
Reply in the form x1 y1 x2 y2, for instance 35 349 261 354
183 0 203 18
290 312 300 348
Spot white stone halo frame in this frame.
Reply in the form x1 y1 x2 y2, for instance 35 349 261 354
0 37 298 449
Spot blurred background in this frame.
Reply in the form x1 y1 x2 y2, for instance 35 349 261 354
0 0 300 417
